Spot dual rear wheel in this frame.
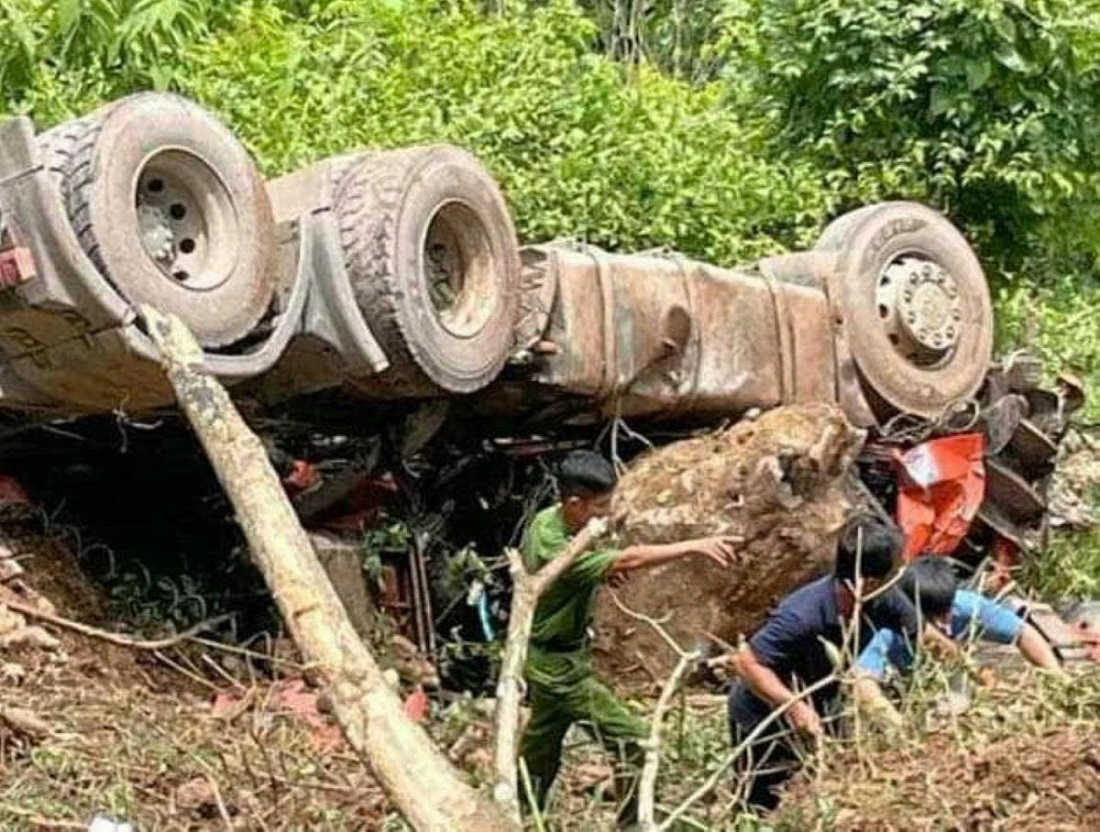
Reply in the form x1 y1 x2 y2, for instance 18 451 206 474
38 95 521 395
35 96 993 414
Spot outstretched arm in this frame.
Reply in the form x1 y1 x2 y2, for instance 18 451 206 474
963 593 1066 676
609 536 739 574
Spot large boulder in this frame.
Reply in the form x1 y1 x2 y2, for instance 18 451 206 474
593 404 865 690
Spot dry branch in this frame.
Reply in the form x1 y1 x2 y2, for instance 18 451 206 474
491 518 606 820
0 597 229 650
637 649 699 830
607 590 702 829
142 307 515 832
657 672 839 831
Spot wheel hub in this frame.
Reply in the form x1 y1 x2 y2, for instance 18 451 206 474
133 150 235 291
876 256 962 366
422 201 497 338
137 203 173 264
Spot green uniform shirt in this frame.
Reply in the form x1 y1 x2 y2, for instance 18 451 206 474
523 505 617 690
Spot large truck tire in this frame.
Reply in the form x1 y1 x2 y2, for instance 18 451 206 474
816 202 993 419
39 93 276 348
331 145 520 396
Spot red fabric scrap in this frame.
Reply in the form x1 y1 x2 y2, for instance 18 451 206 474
283 460 321 493
403 686 429 723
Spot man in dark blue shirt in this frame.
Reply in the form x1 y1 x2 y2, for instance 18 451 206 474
727 517 917 811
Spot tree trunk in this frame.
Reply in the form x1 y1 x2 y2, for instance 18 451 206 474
142 307 515 832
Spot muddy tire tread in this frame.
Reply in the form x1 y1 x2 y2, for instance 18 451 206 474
332 150 427 394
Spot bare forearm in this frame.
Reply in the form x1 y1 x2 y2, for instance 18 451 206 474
735 650 801 709
610 541 696 573
1018 625 1064 674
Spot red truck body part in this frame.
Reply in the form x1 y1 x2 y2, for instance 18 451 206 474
896 433 986 561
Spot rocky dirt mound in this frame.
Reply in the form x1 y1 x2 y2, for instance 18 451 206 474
593 404 864 689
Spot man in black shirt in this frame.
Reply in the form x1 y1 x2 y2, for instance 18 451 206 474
727 517 917 811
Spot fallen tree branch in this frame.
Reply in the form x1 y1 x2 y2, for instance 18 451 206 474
608 589 683 657
142 307 515 832
657 672 839 831
638 649 699 830
0 597 229 650
492 518 606 821
606 591 701 828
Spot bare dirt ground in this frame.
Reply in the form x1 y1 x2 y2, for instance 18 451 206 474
0 528 389 831
785 726 1100 831
779 667 1100 832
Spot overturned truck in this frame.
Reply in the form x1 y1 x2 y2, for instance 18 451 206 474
0 94 1001 427
0 93 1079 656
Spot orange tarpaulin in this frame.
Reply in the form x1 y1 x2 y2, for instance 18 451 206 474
895 433 986 561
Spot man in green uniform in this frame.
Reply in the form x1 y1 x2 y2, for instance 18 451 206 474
519 450 738 823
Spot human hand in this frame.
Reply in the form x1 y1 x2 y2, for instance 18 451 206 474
607 570 630 589
977 666 997 688
787 701 823 738
704 652 739 675
692 536 740 567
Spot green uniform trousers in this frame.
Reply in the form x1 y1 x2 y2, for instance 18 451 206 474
519 673 647 821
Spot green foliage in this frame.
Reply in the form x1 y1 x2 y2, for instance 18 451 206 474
747 0 1100 263
3 0 831 263
995 265 1100 418
575 0 757 84
360 515 412 589
439 545 491 603
0 0 245 100
1024 530 1100 598
174 0 828 262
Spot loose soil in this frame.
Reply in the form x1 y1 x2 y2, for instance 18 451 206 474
780 675 1100 831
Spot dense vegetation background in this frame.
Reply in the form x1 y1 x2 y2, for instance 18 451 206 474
1 0 1098 591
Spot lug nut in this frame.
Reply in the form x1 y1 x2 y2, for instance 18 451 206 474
921 263 933 277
